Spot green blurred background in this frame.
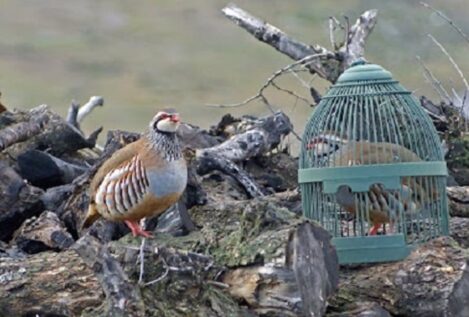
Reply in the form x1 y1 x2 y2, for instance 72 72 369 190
0 0 468 144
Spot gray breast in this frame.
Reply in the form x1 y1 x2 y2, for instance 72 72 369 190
147 159 187 198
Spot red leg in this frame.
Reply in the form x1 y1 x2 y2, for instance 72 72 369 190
369 224 380 235
124 220 152 238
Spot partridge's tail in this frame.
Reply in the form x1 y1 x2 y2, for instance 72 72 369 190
82 203 101 229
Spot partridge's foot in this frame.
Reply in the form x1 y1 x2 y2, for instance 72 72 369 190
125 220 152 238
369 224 381 236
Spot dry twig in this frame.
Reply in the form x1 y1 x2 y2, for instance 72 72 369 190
208 53 328 110
428 34 469 91
416 56 452 104
420 2 469 44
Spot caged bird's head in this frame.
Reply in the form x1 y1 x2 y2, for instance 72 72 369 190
306 131 348 158
150 108 181 134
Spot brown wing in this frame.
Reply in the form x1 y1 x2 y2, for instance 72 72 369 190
94 154 150 219
90 139 144 198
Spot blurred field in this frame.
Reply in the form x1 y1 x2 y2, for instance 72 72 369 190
0 0 468 146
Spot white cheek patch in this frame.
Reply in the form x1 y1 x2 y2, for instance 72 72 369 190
157 118 179 132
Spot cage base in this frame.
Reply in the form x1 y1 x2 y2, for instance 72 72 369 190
332 234 411 264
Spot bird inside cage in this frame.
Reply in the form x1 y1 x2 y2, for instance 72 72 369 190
307 131 439 235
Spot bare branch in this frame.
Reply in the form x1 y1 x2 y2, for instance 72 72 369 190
420 2 469 44
76 96 104 123
416 55 452 103
66 100 80 129
428 34 469 91
270 81 311 106
208 53 327 109
222 4 337 81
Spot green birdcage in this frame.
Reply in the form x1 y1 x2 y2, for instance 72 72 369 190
298 60 449 264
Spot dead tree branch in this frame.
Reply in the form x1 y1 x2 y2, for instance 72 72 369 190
222 4 378 83
222 4 335 80
66 100 80 129
76 96 104 123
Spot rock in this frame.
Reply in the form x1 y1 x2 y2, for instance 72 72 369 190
12 211 74 254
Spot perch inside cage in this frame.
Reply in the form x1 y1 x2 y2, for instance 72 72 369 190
298 60 449 264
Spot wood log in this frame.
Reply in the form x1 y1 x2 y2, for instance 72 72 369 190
17 150 87 189
0 113 49 151
141 196 339 316
0 247 103 316
222 4 378 83
328 237 469 317
0 162 44 242
0 194 337 316
12 211 74 254
73 235 145 317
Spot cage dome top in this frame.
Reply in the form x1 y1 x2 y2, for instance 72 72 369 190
337 59 393 83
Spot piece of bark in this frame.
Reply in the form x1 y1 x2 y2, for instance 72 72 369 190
17 150 87 189
222 4 378 83
0 162 44 242
0 248 103 316
447 186 469 217
73 234 145 317
12 211 74 254
329 237 469 317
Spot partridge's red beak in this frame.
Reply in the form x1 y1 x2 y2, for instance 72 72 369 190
170 114 180 123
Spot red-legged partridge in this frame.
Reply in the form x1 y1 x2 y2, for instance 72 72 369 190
307 131 438 235
82 109 187 237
